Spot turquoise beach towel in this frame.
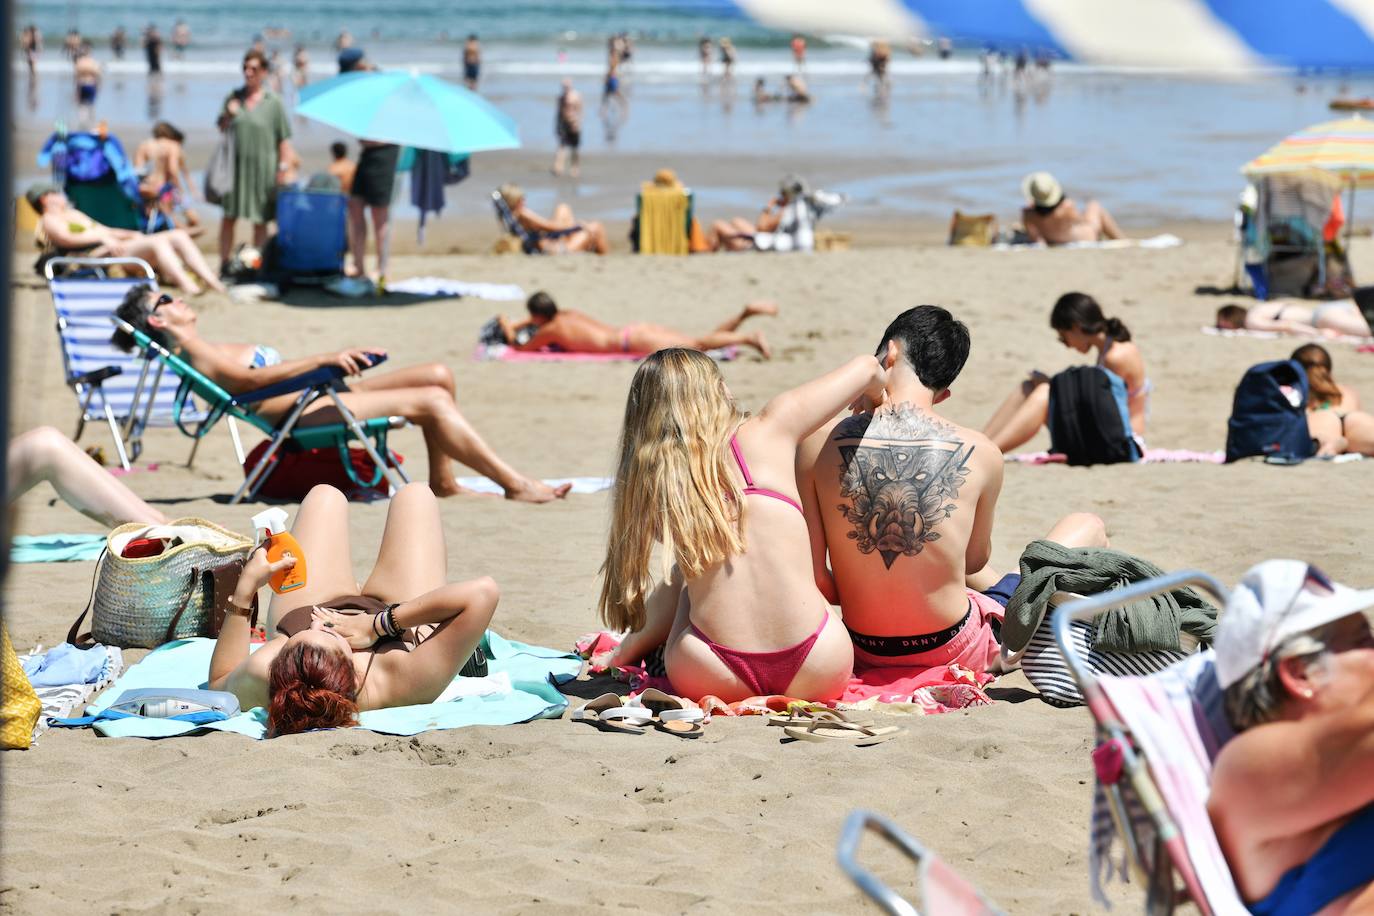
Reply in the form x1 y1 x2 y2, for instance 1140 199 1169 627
11 534 106 563
70 632 580 739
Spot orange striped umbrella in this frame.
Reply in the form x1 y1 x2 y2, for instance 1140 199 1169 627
1243 115 1374 188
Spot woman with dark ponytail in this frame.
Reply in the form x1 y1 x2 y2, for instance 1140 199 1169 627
209 483 498 737
1291 343 1373 457
983 292 1150 453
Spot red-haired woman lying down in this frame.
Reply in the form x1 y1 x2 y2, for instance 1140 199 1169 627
209 484 496 737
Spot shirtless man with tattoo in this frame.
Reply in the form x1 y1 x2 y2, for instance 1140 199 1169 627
799 306 1106 673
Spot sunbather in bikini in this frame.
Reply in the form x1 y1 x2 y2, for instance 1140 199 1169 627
1208 561 1374 915
113 285 570 503
1215 301 1372 339
600 348 889 702
209 484 498 736
1292 343 1374 457
498 291 776 359
983 292 1150 453
497 184 608 254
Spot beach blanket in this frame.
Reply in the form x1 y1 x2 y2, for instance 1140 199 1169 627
994 234 1183 251
454 476 612 495
575 631 994 716
1201 326 1374 349
385 277 525 301
54 631 580 739
1007 449 1225 465
10 534 107 563
475 344 739 363
18 643 123 741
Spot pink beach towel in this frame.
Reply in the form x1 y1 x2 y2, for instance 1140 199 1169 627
1202 326 1374 349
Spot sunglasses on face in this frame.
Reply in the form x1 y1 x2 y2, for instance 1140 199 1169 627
151 293 174 310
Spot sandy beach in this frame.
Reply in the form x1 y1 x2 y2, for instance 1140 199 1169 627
2 228 1371 912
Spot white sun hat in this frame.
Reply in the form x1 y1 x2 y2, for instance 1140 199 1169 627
1214 559 1374 689
1021 171 1064 208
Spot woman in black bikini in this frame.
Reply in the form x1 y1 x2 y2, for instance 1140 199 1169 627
208 484 498 737
1292 343 1374 456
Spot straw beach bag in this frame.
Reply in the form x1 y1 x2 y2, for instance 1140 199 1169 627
68 519 256 649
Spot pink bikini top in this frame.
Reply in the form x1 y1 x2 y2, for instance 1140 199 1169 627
729 433 804 515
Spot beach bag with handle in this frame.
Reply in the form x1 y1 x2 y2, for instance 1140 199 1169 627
1047 366 1140 466
204 130 235 207
68 519 256 649
1225 359 1315 463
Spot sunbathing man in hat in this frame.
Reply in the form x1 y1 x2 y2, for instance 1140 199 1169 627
797 305 1107 674
1020 171 1124 245
30 183 225 295
497 291 776 359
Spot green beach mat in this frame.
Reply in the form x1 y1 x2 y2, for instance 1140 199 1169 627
78 632 580 739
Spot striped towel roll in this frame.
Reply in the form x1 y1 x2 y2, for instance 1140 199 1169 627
1020 618 1192 708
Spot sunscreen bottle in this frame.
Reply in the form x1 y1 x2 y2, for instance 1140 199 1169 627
251 507 307 594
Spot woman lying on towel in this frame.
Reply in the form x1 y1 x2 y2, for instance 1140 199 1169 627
599 348 887 702
982 292 1149 453
1208 561 1374 915
1293 344 1374 457
209 484 497 737
1216 301 1372 340
113 285 570 503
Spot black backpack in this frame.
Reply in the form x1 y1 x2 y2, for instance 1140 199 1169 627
1047 366 1140 466
1225 360 1315 463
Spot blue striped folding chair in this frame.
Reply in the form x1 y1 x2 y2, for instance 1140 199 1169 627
44 256 236 470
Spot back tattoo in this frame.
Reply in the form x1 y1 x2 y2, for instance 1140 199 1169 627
832 408 974 569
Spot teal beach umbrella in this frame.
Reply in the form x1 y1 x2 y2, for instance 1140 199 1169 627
296 70 520 154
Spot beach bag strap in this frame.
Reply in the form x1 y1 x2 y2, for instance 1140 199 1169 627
205 558 257 637
67 546 110 648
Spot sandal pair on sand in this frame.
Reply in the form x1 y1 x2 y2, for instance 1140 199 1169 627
768 708 904 747
572 689 706 738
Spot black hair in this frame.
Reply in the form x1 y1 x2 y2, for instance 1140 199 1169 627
110 283 166 352
875 305 971 392
330 141 348 159
1049 292 1131 342
526 291 558 320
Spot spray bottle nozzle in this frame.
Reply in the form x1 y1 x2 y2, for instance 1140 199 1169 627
251 507 289 537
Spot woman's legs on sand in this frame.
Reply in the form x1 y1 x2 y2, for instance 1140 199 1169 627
118 233 200 294
351 363 456 398
1083 200 1123 241
218 216 236 265
298 386 571 503
347 198 369 277
1313 302 1373 338
164 228 226 292
561 220 609 254
266 484 358 630
983 377 1050 452
7 426 166 527
370 205 391 279
692 300 778 357
361 483 447 602
966 512 1108 591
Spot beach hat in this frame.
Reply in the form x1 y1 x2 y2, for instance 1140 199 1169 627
1022 171 1064 209
24 182 58 212
653 168 680 188
1214 559 1374 689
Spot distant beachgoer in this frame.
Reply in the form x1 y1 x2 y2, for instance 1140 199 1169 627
135 121 201 235
292 44 309 88
337 46 364 74
328 141 356 194
983 292 1148 453
21 24 41 75
73 43 101 124
791 33 806 69
250 34 266 56
709 175 843 252
719 36 736 78
938 36 953 59
110 26 126 60
698 36 712 76
113 286 571 502
600 349 894 702
552 79 583 178
498 291 776 358
8 426 166 526
784 74 810 104
601 57 627 122
171 19 190 58
63 29 81 60
497 184 608 254
30 184 224 294
208 483 502 737
1215 301 1372 340
752 78 780 105
143 24 162 75
1020 172 1123 245
619 33 634 64
1292 343 1373 457
335 29 353 52
217 48 294 266
1015 47 1028 77
1207 561 1374 915
463 34 481 90
869 40 891 86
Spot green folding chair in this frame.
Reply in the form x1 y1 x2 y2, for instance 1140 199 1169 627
112 317 410 504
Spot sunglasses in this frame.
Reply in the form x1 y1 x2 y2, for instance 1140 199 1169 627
151 293 174 310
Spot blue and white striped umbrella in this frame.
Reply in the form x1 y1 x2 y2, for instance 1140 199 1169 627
705 0 1374 71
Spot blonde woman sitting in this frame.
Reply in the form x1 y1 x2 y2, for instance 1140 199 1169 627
497 184 608 254
599 348 886 702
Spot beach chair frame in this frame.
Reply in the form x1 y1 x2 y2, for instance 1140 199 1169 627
1052 571 1231 916
837 810 1003 916
112 318 410 504
490 191 581 255
632 187 695 254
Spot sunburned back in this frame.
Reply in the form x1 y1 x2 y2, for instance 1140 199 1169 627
811 406 995 636
1024 199 1095 244
541 310 618 352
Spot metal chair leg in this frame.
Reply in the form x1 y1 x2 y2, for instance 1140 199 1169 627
102 404 132 470
231 396 314 504
326 391 408 490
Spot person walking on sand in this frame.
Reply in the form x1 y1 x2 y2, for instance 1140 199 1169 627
497 291 777 358
791 33 807 70
698 36 713 77
462 34 481 90
143 23 163 76
21 24 41 77
552 79 583 178
719 36 736 78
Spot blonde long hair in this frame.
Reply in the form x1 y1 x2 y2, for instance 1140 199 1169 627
598 349 746 632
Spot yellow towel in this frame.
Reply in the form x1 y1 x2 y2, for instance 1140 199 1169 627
638 184 690 256
1 626 41 750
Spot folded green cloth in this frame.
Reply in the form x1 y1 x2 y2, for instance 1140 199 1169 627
11 534 106 563
1003 540 1218 654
